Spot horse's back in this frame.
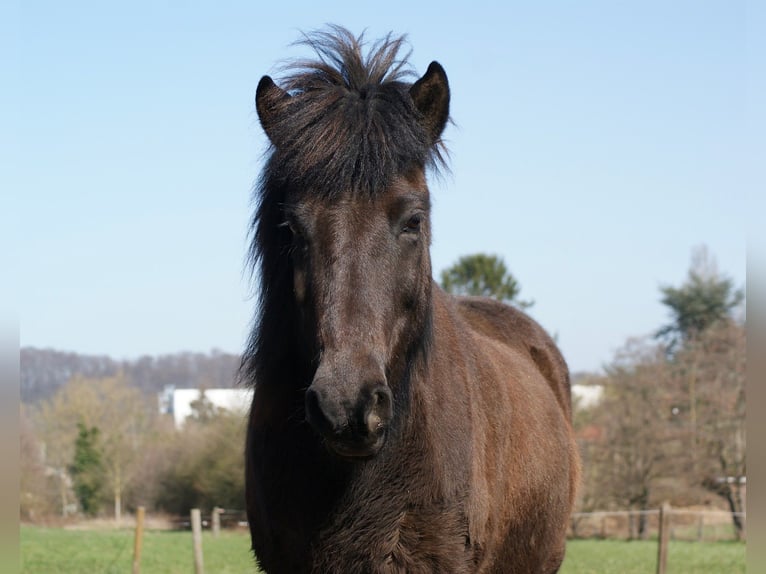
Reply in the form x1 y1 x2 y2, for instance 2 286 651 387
455 296 572 420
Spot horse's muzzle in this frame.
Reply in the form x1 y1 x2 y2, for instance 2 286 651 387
305 380 393 458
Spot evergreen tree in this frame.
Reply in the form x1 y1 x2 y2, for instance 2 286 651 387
69 422 104 516
657 246 743 351
440 253 532 308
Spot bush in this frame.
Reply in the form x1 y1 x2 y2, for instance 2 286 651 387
154 411 247 514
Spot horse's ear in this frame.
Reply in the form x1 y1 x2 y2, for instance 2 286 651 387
410 61 450 144
256 75 291 144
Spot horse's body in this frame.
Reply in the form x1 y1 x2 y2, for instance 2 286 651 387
244 27 579 573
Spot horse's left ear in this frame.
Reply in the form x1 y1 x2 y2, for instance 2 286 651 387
256 75 291 144
410 61 450 144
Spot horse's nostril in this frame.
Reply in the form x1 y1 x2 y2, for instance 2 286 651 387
305 386 337 434
373 387 392 416
365 385 393 435
368 412 382 432
305 387 320 421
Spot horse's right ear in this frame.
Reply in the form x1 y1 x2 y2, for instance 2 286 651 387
256 75 291 144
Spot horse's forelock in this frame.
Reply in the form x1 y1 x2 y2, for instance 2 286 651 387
260 26 446 199
282 25 412 92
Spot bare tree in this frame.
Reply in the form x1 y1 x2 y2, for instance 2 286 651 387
20 405 60 520
586 339 682 536
35 374 155 521
579 320 746 538
672 322 746 537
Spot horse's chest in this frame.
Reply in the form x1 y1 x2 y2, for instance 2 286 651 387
310 501 474 574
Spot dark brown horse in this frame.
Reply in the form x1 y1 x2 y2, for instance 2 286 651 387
243 26 580 573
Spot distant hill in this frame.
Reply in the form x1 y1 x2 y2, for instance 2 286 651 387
20 347 242 403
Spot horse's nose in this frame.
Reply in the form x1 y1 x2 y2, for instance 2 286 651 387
305 379 393 440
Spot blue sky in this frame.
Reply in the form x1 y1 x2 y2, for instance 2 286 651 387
6 1 758 373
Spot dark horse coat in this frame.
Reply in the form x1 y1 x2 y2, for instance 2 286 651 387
243 26 580 574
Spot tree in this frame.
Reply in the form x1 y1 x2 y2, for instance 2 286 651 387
20 405 60 520
440 253 532 308
155 409 246 514
69 422 105 516
671 321 746 538
657 246 743 351
188 389 221 424
583 338 680 537
35 374 154 521
580 322 746 538
655 248 746 537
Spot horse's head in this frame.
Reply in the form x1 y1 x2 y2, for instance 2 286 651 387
254 30 449 458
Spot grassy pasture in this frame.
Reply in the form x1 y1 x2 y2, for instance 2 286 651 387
20 525 258 574
562 539 745 574
20 525 744 573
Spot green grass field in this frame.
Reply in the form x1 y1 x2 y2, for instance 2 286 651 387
20 525 258 574
21 525 744 573
562 539 745 574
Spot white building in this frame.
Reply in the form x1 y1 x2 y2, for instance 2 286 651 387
158 383 601 427
159 385 253 428
571 383 604 409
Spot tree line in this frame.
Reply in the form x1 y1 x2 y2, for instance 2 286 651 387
21 348 241 403
19 247 745 534
20 376 245 522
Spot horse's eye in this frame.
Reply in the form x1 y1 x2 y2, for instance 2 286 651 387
402 214 423 235
281 220 310 258
279 220 296 235
282 220 304 242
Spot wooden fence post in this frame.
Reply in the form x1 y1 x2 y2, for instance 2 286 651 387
212 507 221 538
656 503 671 574
132 506 145 574
191 508 205 574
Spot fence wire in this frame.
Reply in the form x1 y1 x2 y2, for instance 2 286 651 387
569 509 746 542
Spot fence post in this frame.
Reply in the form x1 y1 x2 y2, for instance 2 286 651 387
132 506 145 574
656 503 671 574
191 508 205 574
597 514 604 539
212 507 221 538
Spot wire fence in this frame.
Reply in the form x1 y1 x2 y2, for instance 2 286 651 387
165 507 745 543
169 508 249 531
569 509 746 542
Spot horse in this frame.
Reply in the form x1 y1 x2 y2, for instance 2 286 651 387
243 26 580 573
